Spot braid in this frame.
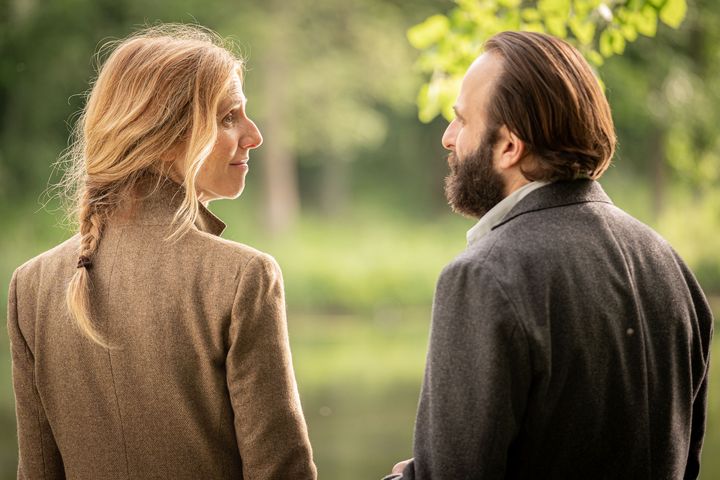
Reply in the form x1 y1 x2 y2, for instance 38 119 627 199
78 191 105 262
66 186 110 347
57 24 240 346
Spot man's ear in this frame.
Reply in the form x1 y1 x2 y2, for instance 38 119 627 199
495 125 526 170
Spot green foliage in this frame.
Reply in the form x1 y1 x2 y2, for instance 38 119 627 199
212 204 471 312
2 1 720 478
598 0 720 192
408 0 689 122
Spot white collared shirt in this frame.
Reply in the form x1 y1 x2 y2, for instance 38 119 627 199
466 181 550 246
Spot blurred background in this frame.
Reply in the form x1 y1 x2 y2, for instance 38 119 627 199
1 0 718 478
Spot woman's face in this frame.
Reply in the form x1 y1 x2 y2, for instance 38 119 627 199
195 71 263 203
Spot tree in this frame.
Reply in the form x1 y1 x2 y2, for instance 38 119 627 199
407 0 689 123
216 0 422 232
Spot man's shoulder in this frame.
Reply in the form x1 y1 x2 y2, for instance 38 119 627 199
452 198 679 289
491 195 668 254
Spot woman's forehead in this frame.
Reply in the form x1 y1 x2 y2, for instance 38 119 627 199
220 72 246 109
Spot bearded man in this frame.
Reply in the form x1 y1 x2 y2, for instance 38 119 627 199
386 31 713 480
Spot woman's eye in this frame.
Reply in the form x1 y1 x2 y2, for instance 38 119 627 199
222 112 235 127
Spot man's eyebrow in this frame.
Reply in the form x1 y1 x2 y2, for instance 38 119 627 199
452 106 465 121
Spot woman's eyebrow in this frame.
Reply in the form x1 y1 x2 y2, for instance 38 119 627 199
220 96 246 112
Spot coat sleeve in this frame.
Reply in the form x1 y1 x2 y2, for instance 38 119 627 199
7 268 65 479
399 259 532 480
226 254 316 480
675 252 715 480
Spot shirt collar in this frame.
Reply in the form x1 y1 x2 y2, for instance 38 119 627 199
466 181 549 246
113 174 226 236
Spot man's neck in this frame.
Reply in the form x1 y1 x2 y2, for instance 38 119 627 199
503 174 531 198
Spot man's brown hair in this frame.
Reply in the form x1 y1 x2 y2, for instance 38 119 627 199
484 31 616 181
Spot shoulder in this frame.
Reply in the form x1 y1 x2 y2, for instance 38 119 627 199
488 198 672 260
186 229 282 280
12 234 81 287
437 250 513 311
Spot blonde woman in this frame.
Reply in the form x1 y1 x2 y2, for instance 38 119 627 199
7 25 316 479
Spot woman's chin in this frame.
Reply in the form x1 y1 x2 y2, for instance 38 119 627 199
197 184 245 203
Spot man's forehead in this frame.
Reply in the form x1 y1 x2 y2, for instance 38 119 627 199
457 52 503 113
467 53 502 88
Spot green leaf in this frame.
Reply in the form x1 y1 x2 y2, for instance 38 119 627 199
610 28 626 54
568 17 596 45
620 24 639 41
417 83 439 123
634 5 658 37
587 49 605 66
500 9 523 30
407 15 450 50
521 7 541 22
417 75 462 123
523 22 546 34
545 15 568 38
659 0 687 28
538 0 571 16
572 0 596 18
498 0 522 8
599 29 614 57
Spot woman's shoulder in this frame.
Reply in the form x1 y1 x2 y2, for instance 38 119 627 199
187 229 282 275
12 234 81 283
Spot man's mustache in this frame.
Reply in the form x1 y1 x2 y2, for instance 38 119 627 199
446 152 458 171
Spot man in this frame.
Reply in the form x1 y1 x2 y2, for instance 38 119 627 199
386 31 713 479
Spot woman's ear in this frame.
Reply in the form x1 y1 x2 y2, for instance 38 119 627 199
495 125 527 170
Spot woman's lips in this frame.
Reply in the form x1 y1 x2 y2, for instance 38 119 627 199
230 158 249 168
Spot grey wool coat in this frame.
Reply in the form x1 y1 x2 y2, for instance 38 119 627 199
7 177 317 479
396 180 713 480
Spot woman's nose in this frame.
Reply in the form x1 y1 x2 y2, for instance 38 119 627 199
241 119 263 150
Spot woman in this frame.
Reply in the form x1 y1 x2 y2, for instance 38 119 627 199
7 24 316 479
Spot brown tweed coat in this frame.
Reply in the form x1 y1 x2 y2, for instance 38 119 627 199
7 177 317 479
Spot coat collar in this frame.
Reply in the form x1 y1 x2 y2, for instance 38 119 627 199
115 174 226 236
492 179 613 231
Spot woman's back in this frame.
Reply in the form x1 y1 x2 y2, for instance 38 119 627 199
9 178 315 479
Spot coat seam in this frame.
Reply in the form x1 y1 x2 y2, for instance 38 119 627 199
600 214 654 477
13 270 51 479
8 268 48 478
104 227 131 477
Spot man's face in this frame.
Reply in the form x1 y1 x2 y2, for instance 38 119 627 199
444 129 506 219
442 53 507 218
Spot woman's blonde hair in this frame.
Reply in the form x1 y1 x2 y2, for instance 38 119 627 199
62 24 242 346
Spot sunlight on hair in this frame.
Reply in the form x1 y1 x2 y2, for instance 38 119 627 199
55 23 243 346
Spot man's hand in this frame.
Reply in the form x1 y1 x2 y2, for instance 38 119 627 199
392 458 413 475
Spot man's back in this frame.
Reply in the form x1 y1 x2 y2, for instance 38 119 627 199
410 180 713 479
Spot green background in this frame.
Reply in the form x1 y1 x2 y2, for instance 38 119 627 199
1 0 718 478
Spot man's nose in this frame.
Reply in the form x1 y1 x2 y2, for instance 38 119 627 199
442 120 458 150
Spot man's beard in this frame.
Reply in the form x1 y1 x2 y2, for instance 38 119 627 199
444 128 506 219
